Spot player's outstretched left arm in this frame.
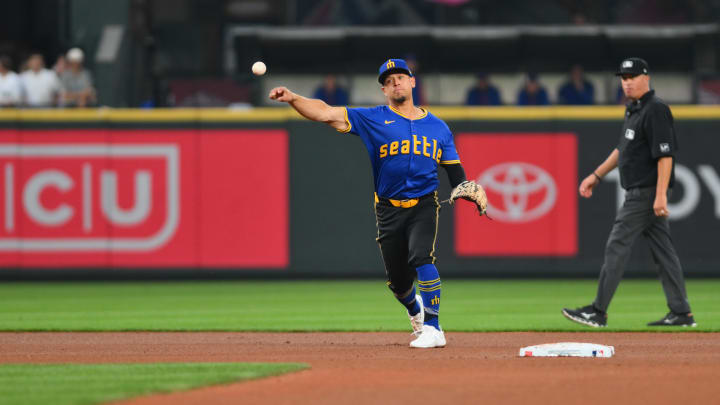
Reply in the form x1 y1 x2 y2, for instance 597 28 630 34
269 86 348 132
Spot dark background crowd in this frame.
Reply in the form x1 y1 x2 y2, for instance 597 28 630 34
1 0 719 108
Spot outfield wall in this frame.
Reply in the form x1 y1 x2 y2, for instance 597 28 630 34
0 107 718 277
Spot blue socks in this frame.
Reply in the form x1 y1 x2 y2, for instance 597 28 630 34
397 286 421 316
416 263 441 329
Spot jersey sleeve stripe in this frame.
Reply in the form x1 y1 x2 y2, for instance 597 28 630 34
336 107 352 133
440 159 461 164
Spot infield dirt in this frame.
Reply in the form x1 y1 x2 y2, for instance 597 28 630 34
1 332 718 405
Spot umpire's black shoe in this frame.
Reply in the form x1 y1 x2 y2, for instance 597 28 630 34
647 312 697 327
562 305 607 328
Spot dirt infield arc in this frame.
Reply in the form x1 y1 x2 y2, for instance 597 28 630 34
1 332 718 405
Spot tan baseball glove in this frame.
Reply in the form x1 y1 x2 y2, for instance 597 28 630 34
449 180 488 216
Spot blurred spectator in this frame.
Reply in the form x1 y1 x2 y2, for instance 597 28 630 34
60 48 96 107
53 54 66 75
517 72 550 106
571 12 588 25
557 64 595 105
405 55 425 105
465 72 502 106
0 56 22 107
312 74 349 106
20 54 61 107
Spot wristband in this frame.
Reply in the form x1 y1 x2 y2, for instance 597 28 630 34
592 172 602 181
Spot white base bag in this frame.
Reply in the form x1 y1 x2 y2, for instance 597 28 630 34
519 342 614 358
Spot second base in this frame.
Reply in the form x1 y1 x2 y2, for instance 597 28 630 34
519 342 615 358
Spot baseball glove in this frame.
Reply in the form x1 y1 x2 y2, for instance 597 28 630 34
449 180 488 216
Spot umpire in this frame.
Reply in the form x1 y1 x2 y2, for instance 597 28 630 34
563 58 696 328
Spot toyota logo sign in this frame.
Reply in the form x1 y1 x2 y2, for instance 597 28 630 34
455 133 577 256
478 162 557 223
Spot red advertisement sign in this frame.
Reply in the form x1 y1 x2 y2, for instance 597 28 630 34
455 133 577 256
0 129 288 268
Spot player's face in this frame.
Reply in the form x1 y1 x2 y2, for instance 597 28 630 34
620 74 650 100
382 73 415 104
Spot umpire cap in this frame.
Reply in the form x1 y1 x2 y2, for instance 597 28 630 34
615 57 649 76
378 59 413 84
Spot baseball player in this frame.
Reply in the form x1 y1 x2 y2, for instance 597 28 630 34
270 59 486 348
563 57 695 328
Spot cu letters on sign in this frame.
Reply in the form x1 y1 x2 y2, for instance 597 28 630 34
0 144 179 252
0 129 289 268
13 167 152 228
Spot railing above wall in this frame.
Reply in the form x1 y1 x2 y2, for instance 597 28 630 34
227 24 720 76
2 106 720 123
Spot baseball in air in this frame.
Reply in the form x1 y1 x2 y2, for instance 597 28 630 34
252 61 266 76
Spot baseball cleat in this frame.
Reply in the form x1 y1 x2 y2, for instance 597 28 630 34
410 324 446 348
562 305 607 328
408 294 424 335
647 312 697 327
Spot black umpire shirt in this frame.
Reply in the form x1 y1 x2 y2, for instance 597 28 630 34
617 90 677 190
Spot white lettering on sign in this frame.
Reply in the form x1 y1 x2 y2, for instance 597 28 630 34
23 170 75 226
101 170 152 226
0 144 179 251
605 164 719 220
698 165 720 217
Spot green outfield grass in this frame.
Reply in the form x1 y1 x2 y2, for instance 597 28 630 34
0 362 307 405
0 279 717 332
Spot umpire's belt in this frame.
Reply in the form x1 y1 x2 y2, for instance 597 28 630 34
374 192 435 208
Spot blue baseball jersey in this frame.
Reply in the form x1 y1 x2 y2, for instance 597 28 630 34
339 105 461 199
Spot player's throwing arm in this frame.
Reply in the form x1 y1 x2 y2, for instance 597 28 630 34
269 86 348 132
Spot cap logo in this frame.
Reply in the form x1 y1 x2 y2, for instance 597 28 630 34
386 60 395 69
622 61 633 68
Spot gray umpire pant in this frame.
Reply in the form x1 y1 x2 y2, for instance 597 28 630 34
593 187 692 314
